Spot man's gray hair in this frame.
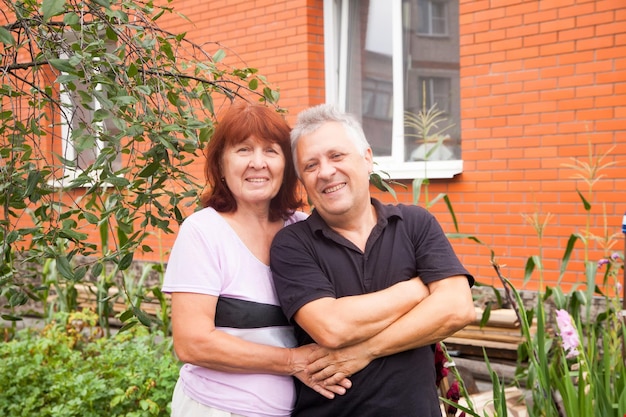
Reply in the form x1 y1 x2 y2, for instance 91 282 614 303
290 104 371 175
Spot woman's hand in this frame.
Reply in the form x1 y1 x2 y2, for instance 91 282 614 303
290 344 352 399
305 343 373 386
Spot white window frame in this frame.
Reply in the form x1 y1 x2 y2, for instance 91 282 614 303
323 0 463 179
55 35 122 188
59 66 105 182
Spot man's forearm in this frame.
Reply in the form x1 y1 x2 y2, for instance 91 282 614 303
305 276 474 383
295 277 429 348
363 276 474 359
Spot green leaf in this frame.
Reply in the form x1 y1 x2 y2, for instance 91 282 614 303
137 159 160 178
118 252 134 270
425 192 445 210
127 62 138 77
118 319 138 333
83 212 99 224
0 27 15 46
90 0 111 9
201 93 214 115
105 26 118 41
63 12 80 26
248 78 258 90
133 306 153 327
6 230 19 244
523 256 536 284
412 178 424 205
119 308 135 322
59 229 88 242
443 194 459 233
42 0 66 22
558 234 578 282
49 58 76 73
576 188 591 211
91 262 104 278
56 255 75 280
103 176 130 187
213 49 226 62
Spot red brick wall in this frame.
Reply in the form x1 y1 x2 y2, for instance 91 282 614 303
442 0 626 290
148 0 327 256
153 1 626 293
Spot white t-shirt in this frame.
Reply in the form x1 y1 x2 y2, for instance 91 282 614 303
162 207 307 417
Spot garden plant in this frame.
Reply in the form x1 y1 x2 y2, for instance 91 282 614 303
0 0 279 332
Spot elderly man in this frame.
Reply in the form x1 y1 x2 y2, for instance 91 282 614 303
270 104 475 416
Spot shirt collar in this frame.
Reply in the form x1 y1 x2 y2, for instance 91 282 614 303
308 198 403 234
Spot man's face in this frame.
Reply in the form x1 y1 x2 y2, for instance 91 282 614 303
295 122 373 221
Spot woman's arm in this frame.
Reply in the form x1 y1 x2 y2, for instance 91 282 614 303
171 292 350 398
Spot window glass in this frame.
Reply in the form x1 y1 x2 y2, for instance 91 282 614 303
345 0 394 157
325 0 462 178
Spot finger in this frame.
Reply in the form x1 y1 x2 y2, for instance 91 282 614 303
311 384 335 400
320 372 349 387
323 383 348 396
307 359 335 376
310 365 338 382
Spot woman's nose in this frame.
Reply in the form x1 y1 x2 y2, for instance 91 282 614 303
249 149 267 168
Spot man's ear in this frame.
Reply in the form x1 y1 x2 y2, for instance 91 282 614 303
364 147 374 172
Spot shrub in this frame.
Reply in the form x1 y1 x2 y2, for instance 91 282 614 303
0 310 180 417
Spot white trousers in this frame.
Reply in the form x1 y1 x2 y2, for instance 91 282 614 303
171 379 247 417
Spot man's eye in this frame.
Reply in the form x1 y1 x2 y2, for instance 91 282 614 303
303 163 317 172
330 153 344 160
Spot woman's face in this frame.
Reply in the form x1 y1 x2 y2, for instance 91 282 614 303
221 135 285 209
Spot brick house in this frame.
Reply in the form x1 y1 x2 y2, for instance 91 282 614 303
150 0 625 291
3 1 622 292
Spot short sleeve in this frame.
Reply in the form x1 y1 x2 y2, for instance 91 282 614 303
162 209 225 295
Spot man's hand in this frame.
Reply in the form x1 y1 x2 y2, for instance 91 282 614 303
290 344 352 399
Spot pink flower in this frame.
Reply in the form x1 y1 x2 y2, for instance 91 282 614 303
597 258 609 267
555 309 580 358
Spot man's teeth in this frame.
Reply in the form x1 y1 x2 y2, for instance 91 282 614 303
324 183 345 193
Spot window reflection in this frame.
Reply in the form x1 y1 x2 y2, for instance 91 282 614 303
343 0 460 162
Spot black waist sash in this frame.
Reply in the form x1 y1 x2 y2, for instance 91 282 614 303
215 296 290 329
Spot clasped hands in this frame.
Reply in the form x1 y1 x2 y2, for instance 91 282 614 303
292 343 366 400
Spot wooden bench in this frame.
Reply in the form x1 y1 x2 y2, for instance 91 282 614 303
444 307 536 361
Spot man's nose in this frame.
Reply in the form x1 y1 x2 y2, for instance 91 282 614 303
318 159 335 178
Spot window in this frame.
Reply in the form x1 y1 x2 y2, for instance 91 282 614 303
417 0 449 36
323 0 462 179
58 37 121 182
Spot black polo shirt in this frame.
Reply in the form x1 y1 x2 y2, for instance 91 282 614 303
270 199 473 417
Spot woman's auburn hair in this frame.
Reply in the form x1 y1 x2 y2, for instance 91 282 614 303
201 101 302 221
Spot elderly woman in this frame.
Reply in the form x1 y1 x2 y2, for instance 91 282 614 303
162 102 349 417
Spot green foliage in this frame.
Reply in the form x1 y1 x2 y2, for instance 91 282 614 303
0 0 279 324
459 140 625 417
0 311 180 416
